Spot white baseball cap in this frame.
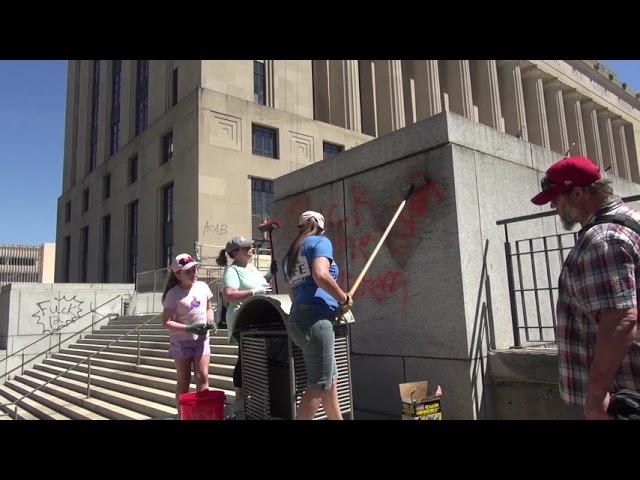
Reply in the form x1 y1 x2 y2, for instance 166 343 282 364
171 253 200 273
298 211 325 230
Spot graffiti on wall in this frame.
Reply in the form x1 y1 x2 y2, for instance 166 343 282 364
283 172 445 319
32 295 87 334
202 222 228 237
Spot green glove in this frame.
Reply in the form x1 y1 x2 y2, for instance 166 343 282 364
186 323 207 335
205 321 218 335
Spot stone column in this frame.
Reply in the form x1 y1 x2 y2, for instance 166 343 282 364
520 66 550 149
469 60 502 130
497 60 527 140
580 100 603 169
440 60 474 121
597 109 617 174
312 60 331 125
343 60 362 133
624 123 640 182
562 90 587 157
373 60 406 136
543 78 570 155
328 60 347 128
405 60 442 123
612 117 631 180
358 61 377 137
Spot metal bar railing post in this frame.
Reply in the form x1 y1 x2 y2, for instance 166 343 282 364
86 357 92 398
154 270 157 313
515 240 528 344
503 225 521 347
21 352 25 375
137 328 141 365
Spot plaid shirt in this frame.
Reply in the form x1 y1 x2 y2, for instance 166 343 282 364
557 197 640 406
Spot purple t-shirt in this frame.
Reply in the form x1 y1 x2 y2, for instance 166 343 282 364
163 281 213 342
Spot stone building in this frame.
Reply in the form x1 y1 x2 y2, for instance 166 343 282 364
55 60 640 283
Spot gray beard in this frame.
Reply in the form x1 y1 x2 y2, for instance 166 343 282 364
560 216 577 231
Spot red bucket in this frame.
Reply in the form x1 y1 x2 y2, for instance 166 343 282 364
179 389 226 420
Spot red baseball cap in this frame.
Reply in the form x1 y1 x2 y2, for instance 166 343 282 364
531 156 601 205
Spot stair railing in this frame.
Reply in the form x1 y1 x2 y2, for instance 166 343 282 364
0 293 128 384
0 309 163 420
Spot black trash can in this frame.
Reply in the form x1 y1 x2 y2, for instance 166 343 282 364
233 294 354 420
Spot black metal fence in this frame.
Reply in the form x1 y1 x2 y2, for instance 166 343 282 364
498 193 640 348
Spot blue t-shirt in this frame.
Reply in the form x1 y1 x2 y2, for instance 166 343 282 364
282 235 339 319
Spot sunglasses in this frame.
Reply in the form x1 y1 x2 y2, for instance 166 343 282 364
540 175 568 192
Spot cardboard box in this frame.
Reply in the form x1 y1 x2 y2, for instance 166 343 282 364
399 381 443 420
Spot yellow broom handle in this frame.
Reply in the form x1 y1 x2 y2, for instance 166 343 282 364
348 198 409 298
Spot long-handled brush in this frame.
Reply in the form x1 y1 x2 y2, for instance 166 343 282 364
258 218 283 293
336 175 430 324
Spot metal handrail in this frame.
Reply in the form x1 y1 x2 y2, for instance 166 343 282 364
0 309 163 420
0 293 128 382
496 192 640 347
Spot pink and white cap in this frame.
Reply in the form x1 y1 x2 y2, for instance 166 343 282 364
171 253 199 273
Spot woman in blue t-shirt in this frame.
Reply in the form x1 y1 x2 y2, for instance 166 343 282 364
282 210 353 420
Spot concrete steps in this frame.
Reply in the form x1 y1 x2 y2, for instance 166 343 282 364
0 314 237 420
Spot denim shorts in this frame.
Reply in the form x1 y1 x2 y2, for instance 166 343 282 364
168 338 210 360
286 305 338 391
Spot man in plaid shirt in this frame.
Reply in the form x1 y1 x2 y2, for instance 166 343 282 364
531 156 640 420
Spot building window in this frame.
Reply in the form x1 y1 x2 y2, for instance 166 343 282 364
110 122 120 155
323 141 343 159
136 97 148 135
112 60 121 108
103 173 111 199
101 215 111 282
62 235 71 282
252 124 278 158
64 201 71 223
89 142 98 172
129 155 138 184
251 178 273 218
135 60 149 135
254 61 266 105
82 188 89 213
0 257 36 266
79 225 89 282
127 201 138 283
172 67 179 107
111 60 121 156
162 131 174 164
161 183 174 268
88 60 100 174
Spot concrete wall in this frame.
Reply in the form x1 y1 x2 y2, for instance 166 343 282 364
196 78 372 261
270 110 640 420
40 243 55 283
489 348 584 420
0 283 134 384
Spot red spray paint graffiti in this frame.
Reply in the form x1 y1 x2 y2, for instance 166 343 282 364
281 172 444 319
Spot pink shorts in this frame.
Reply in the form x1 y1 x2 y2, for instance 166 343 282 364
168 338 210 360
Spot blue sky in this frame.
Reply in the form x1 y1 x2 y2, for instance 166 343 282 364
0 60 639 246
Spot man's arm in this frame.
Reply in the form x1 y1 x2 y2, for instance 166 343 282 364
586 307 637 419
